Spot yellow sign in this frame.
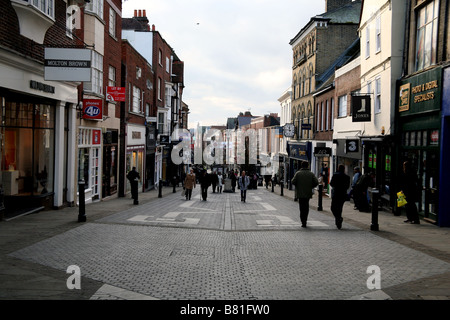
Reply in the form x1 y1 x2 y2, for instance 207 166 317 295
399 83 410 112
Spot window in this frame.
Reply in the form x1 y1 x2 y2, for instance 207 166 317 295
320 102 324 131
85 51 103 95
338 95 347 118
157 78 162 101
109 7 116 37
375 77 381 113
365 25 370 58
158 112 165 134
376 15 381 53
158 50 162 66
29 0 55 18
85 0 103 19
132 86 141 113
415 0 439 71
108 66 116 87
166 57 170 73
330 98 334 130
325 100 329 131
165 85 172 108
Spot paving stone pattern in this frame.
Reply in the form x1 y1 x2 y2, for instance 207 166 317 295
9 189 450 300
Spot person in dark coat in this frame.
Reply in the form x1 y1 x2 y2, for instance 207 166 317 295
353 171 373 212
211 171 218 193
127 167 140 205
230 171 237 192
330 165 351 229
400 161 421 224
199 170 211 201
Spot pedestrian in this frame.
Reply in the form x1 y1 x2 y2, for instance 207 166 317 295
238 171 250 202
353 171 374 212
230 171 237 192
264 175 271 189
211 171 218 193
217 172 223 193
348 166 361 207
183 169 196 200
330 164 351 229
199 170 211 201
127 167 140 205
400 161 421 224
291 161 319 228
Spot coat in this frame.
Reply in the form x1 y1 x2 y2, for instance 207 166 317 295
291 168 319 199
184 173 196 190
238 175 250 190
330 171 350 199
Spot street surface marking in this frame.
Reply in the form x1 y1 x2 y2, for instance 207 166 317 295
90 284 159 300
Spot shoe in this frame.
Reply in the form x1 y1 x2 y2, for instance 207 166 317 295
301 224 307 228
411 220 420 224
336 218 343 229
404 219 411 223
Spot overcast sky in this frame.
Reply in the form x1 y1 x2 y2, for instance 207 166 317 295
122 1 325 128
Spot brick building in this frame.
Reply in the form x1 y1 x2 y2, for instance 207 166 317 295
0 0 86 219
288 0 361 183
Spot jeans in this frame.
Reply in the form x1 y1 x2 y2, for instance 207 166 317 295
241 189 247 201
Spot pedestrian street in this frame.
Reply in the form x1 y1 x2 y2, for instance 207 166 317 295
8 188 450 300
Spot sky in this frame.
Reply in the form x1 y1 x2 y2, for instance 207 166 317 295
122 0 325 128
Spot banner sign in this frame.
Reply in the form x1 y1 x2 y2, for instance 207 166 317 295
106 87 126 102
44 48 92 81
82 99 102 120
352 95 371 122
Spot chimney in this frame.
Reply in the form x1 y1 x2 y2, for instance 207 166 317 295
138 10 142 17
134 9 137 17
143 10 146 17
325 0 353 12
152 24 155 31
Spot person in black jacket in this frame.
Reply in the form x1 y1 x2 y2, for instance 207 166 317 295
199 170 211 201
127 167 140 205
330 165 351 229
400 161 420 224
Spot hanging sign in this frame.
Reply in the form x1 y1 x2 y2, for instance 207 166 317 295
44 48 92 81
352 95 371 122
82 99 103 120
106 87 126 102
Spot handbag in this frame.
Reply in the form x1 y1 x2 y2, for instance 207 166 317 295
397 191 407 207
181 188 186 197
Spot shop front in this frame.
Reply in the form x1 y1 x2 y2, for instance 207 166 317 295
287 141 312 189
313 144 332 194
102 129 118 198
126 124 145 194
440 66 450 227
0 93 55 216
396 66 442 223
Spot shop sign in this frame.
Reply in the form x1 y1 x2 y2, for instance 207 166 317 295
82 99 102 120
106 87 126 102
351 95 371 122
314 147 331 157
430 130 439 145
301 123 312 130
160 135 170 145
288 142 311 161
44 48 92 81
346 140 359 153
398 67 442 115
92 130 101 145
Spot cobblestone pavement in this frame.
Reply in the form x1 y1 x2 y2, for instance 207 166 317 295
4 187 450 301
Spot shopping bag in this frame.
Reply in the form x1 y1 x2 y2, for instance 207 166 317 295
397 191 407 207
181 188 186 197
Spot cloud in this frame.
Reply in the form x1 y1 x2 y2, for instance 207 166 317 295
122 0 324 127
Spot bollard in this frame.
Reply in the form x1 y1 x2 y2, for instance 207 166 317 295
280 181 284 196
172 176 176 193
317 184 323 211
78 181 86 222
158 179 162 198
370 188 379 231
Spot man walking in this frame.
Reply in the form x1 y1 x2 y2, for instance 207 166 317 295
199 170 211 201
291 161 319 228
183 168 196 200
238 171 250 202
330 164 351 229
127 167 140 205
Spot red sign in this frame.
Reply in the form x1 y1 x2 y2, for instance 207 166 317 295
431 130 439 145
82 99 103 120
106 86 126 102
92 130 101 145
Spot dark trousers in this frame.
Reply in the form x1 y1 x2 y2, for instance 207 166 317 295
298 198 310 225
185 188 192 200
212 184 217 193
331 197 346 222
405 202 420 222
201 186 208 200
241 189 247 201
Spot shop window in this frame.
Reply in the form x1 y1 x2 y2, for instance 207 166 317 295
0 100 54 196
